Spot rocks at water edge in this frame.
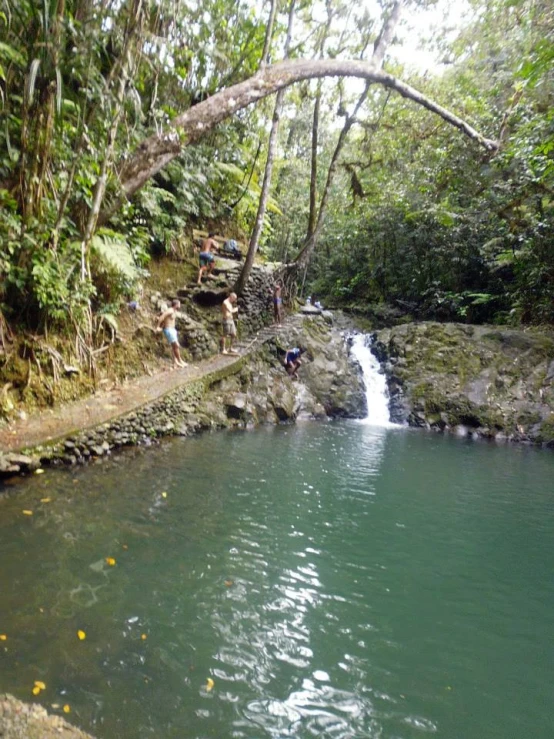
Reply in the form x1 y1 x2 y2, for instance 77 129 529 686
0 313 368 479
0 693 95 739
0 453 40 478
373 321 554 445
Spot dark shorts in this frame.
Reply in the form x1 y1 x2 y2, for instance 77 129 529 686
199 252 215 267
273 298 282 305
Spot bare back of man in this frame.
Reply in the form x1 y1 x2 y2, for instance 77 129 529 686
197 233 217 285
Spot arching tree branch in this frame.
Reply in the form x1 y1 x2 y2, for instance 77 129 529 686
114 58 498 208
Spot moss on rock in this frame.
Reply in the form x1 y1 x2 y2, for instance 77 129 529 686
376 321 554 443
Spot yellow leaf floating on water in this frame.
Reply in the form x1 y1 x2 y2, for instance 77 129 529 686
34 681 46 690
40 497 51 503
161 492 167 498
22 510 33 516
63 704 71 714
77 630 86 641
206 678 214 692
0 635 7 641
35 469 44 475
141 634 148 640
105 557 116 566
32 686 41 695
51 704 60 709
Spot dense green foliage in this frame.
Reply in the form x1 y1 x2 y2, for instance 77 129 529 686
0 0 269 330
272 0 554 324
0 0 553 339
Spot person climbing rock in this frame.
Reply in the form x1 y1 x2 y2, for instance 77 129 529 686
156 299 187 368
221 292 239 355
271 282 283 326
197 233 217 285
284 346 306 379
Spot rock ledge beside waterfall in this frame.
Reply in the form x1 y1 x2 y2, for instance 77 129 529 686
373 322 554 446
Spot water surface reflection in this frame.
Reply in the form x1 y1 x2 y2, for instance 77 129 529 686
1 424 553 739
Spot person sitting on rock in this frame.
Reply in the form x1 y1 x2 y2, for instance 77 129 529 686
223 238 241 259
197 233 217 285
156 299 187 368
284 346 306 379
221 292 239 355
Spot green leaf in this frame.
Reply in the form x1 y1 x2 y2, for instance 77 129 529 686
0 42 26 67
91 232 140 283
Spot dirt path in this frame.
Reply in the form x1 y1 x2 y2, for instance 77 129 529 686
0 320 292 454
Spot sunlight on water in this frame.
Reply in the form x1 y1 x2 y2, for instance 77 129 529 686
1 425 553 738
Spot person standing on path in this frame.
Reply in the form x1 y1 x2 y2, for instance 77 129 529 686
221 292 239 355
156 299 187 368
197 233 217 285
271 282 283 326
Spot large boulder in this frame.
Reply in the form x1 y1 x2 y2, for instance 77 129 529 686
268 315 366 419
374 322 554 443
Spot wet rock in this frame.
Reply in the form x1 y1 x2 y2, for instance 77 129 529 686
375 322 554 444
0 453 41 476
301 304 322 315
225 393 248 419
0 692 95 738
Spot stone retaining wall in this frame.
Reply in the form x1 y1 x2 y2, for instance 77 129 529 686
0 315 366 478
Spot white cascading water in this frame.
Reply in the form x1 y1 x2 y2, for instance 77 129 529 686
350 334 396 427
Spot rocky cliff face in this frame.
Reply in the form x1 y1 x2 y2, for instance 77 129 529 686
213 314 366 425
373 322 554 446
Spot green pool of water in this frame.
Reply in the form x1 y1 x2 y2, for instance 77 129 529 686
1 424 553 738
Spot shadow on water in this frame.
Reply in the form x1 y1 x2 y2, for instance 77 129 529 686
1 424 554 739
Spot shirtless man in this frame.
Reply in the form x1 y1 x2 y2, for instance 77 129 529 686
271 282 283 326
221 292 239 355
156 299 187 368
197 233 217 285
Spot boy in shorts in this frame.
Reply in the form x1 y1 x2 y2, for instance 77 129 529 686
197 233 217 285
284 346 306 379
156 299 187 368
221 292 239 355
271 282 283 325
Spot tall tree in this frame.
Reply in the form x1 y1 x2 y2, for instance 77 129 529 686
294 0 404 272
235 0 296 295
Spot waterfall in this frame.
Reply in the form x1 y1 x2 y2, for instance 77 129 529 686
350 334 396 427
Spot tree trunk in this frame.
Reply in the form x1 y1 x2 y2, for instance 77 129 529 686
295 86 369 269
308 92 321 239
80 0 144 278
260 0 278 66
234 0 296 295
295 0 405 271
